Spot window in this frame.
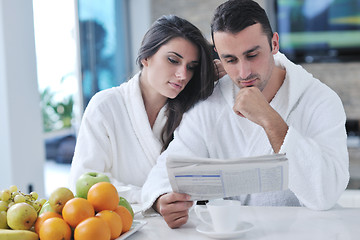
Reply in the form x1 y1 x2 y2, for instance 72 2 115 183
77 0 132 108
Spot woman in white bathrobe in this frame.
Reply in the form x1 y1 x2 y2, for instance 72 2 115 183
69 15 217 203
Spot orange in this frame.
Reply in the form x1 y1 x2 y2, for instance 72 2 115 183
74 216 111 240
87 182 119 212
34 211 62 234
114 205 133 233
39 217 71 240
62 197 95 228
96 210 123 240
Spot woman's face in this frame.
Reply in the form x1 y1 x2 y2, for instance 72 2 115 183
140 37 199 100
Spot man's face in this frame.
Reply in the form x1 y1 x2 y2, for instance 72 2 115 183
213 23 279 91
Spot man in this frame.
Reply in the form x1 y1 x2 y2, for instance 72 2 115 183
141 0 349 229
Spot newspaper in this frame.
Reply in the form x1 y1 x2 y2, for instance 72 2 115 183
166 153 289 201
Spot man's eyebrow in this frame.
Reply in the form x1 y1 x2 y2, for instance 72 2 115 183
243 46 260 56
220 53 235 59
220 46 261 59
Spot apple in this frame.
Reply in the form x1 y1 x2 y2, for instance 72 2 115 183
39 200 55 215
0 211 9 229
7 203 37 230
49 187 74 214
118 197 134 218
76 172 110 199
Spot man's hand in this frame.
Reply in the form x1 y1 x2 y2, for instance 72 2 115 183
214 59 226 80
233 87 273 126
233 87 288 152
153 192 193 229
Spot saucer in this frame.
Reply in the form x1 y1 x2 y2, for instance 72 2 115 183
196 221 254 239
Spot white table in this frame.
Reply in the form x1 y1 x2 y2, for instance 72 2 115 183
127 206 360 239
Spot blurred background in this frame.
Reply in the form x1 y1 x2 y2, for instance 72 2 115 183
1 0 360 205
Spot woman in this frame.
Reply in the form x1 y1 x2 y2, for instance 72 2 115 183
69 15 216 203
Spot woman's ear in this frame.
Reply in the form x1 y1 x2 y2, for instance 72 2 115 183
141 58 148 67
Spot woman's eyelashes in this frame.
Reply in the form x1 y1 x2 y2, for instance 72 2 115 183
168 56 197 71
168 56 179 64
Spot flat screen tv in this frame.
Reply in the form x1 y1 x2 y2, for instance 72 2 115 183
276 0 360 63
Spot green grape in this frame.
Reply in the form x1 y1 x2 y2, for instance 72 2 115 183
32 201 42 212
0 190 11 202
11 192 19 199
0 211 7 229
7 202 15 208
14 194 26 203
38 198 47 206
0 201 7 212
23 194 31 202
8 185 18 193
30 192 39 200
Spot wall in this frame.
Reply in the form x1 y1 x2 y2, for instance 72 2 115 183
129 0 152 75
151 0 224 41
0 0 45 196
302 62 360 120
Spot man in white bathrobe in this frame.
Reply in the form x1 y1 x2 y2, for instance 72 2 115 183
141 0 349 228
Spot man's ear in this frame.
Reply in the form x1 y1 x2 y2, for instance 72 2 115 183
271 32 280 54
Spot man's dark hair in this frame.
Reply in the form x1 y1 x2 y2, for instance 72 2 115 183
211 0 273 49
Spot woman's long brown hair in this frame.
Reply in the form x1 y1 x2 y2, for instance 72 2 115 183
136 15 216 152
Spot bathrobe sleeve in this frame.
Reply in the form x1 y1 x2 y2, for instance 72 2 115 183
71 73 165 204
141 105 213 213
70 92 142 203
279 84 349 210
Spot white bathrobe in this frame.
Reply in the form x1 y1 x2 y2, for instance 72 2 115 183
141 53 349 212
70 73 167 203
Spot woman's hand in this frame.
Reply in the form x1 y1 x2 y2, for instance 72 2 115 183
153 192 193 228
214 59 226 80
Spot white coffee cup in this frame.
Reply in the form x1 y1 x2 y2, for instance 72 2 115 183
195 199 242 232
